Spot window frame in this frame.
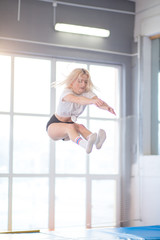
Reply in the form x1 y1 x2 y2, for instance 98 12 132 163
0 54 123 231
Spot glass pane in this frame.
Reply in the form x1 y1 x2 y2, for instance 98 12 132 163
56 61 87 117
0 178 8 230
92 180 116 227
13 116 49 173
0 55 11 112
12 178 49 230
89 65 119 118
55 178 86 228
0 115 10 173
89 120 118 174
55 119 87 174
14 57 51 114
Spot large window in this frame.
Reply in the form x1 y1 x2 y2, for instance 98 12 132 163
0 55 121 231
54 61 120 229
0 55 50 231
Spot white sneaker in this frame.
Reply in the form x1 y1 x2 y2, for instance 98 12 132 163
96 129 106 149
86 133 97 154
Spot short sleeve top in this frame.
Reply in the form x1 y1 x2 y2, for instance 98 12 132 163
56 88 96 121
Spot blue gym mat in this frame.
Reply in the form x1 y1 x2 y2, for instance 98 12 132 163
98 225 160 240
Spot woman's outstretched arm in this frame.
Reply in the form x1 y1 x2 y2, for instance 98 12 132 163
63 94 116 115
63 94 103 106
92 96 116 115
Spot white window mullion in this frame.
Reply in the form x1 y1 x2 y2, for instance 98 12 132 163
116 175 121 227
49 140 56 230
8 56 14 231
86 176 91 228
86 83 91 228
49 59 56 230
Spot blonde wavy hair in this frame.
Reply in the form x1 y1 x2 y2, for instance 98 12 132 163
51 68 95 92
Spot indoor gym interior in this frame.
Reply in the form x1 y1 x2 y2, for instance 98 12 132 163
1 0 160 239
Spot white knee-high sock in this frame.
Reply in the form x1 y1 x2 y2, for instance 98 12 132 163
75 134 97 154
75 136 87 149
96 129 106 149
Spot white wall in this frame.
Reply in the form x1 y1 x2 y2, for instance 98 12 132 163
130 156 160 226
134 0 160 39
130 0 160 227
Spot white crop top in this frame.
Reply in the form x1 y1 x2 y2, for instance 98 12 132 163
56 88 96 122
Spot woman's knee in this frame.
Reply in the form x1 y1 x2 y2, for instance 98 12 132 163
67 123 77 132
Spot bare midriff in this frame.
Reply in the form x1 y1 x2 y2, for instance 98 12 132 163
55 113 72 122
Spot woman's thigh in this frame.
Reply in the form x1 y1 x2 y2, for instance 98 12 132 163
47 123 70 140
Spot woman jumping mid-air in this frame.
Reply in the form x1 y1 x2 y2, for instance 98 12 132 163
46 68 116 154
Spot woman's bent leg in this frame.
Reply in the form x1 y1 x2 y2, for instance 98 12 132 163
47 123 96 153
47 122 78 141
74 123 106 150
74 123 92 140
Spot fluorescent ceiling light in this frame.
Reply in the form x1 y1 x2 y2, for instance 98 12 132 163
55 23 110 38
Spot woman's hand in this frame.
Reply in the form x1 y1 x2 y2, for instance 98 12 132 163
92 97 116 115
107 106 116 115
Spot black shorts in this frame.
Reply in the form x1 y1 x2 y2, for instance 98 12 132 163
46 114 74 131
